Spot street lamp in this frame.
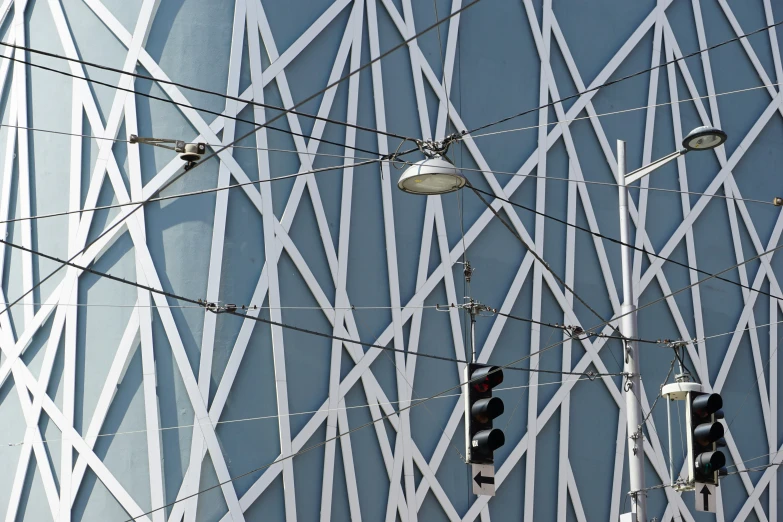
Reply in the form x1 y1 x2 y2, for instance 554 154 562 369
618 125 725 522
397 156 466 195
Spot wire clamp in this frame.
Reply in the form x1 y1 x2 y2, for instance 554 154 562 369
565 325 586 340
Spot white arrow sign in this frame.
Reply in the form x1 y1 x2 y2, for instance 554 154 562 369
695 482 716 513
472 463 495 496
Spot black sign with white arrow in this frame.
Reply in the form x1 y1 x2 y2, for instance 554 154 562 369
471 463 496 496
695 482 716 513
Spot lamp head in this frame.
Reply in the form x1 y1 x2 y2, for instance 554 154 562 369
397 156 466 195
682 126 727 151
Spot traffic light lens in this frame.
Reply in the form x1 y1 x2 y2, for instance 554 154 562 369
469 366 503 392
472 428 505 452
692 393 723 418
694 421 724 446
471 397 504 423
695 451 726 474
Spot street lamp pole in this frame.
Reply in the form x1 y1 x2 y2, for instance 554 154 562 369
615 126 726 521
396 126 727 522
617 139 647 522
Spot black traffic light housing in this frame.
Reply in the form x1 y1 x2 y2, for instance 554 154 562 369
465 363 505 464
687 391 726 485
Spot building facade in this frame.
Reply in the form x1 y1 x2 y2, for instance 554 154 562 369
0 0 781 520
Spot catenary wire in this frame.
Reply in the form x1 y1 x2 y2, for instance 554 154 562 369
0 41 413 142
469 81 781 141
0 121 381 161
580 243 783 342
6 82 779 207
123 322 597 521
724 331 783 433
693 317 783 344
0 0 482 323
22 302 443 311
122 241 783 518
0 233 622 377
3 378 585 449
428 160 776 207
634 460 783 495
461 18 783 136
0 82 774 231
495 310 658 344
0 159 381 226
0 50 383 158
470 186 783 308
467 183 629 342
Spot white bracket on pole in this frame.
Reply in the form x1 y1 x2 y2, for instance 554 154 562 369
661 381 702 401
662 381 703 491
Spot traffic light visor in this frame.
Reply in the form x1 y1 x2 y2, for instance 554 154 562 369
470 366 503 392
471 397 504 423
692 393 722 418
695 451 726 475
694 422 724 446
472 428 505 452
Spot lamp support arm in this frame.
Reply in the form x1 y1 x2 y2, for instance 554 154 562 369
624 148 687 185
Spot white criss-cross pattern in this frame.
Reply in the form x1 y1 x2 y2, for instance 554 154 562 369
0 0 781 520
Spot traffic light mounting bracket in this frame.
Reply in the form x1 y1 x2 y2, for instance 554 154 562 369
662 380 703 492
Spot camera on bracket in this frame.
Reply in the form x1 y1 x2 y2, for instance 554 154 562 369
175 141 206 171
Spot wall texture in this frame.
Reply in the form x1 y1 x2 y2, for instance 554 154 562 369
0 0 782 520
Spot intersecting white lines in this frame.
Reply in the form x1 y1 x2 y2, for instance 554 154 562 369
0 0 781 521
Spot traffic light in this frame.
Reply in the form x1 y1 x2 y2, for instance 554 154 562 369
687 391 726 485
465 363 505 464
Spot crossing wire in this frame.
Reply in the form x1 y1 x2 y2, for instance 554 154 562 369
117 229 783 520
121 320 603 521
0 49 383 158
0 39 412 141
0 233 623 377
461 18 783 136
469 186 783 309
2 378 584 450
0 0 482 322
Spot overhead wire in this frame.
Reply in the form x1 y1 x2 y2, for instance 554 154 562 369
0 0 482 323
0 79 773 232
123 317 599 521
469 186 783 309
0 50 383 158
468 81 782 141
0 232 620 377
723 331 783 433
0 158 382 226
693 317 783 344
451 162 776 207
0 40 413 141
120 242 783 518
467 183 629 342
460 18 783 136
2 377 583 449
0 121 381 161
580 243 783 342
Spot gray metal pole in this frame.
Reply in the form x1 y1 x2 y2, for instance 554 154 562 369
618 140 647 521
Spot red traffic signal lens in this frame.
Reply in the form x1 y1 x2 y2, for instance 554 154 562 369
469 366 503 392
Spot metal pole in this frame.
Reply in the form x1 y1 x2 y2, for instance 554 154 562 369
470 301 477 363
667 397 674 487
618 140 647 521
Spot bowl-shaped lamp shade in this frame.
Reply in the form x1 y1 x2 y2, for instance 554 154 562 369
397 157 466 195
682 126 727 151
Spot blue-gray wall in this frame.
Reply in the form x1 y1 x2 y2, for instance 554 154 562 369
0 0 781 520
